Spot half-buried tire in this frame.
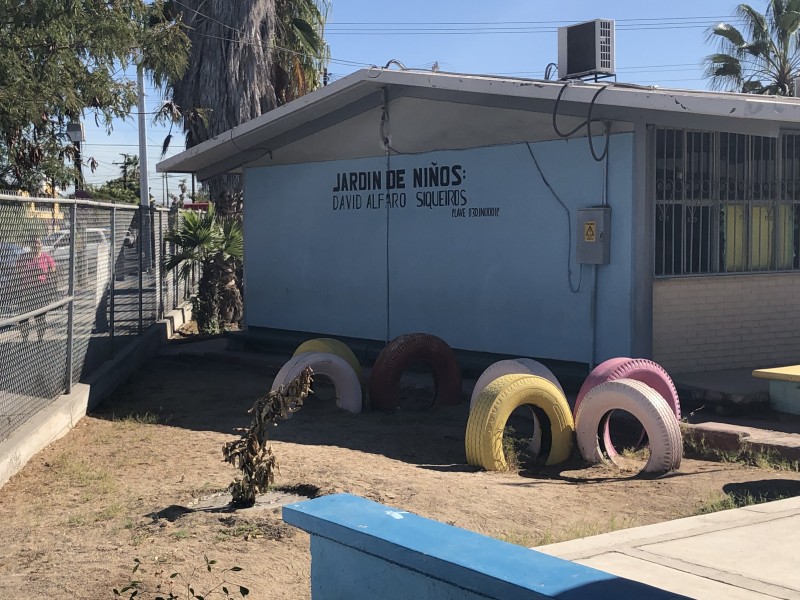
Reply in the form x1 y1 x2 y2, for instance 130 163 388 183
469 358 564 409
272 351 362 413
466 374 574 469
575 358 681 459
575 379 682 474
293 338 362 379
469 359 563 457
369 333 462 410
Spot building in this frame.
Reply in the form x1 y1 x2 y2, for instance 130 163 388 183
158 69 800 374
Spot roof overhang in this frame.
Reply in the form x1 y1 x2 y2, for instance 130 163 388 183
158 69 800 180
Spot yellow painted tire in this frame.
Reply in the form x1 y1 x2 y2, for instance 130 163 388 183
465 374 530 466
293 338 362 379
466 374 574 469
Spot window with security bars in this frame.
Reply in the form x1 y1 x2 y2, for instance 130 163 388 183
654 128 800 276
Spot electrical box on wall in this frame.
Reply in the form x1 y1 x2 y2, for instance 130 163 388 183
576 207 611 264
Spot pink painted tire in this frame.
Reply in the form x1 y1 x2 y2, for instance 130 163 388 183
575 357 632 411
575 358 681 458
575 379 682 474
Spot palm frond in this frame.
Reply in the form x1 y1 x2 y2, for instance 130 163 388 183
742 79 768 92
291 17 322 53
737 3 770 41
704 1 800 94
710 22 747 49
703 53 744 90
219 217 244 260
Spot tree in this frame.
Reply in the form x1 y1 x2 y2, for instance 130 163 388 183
163 204 244 333
274 0 331 104
0 0 189 193
705 0 800 94
166 0 330 216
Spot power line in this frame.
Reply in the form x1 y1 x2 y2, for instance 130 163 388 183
326 16 738 26
323 25 721 35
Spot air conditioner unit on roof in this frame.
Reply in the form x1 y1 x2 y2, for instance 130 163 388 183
557 19 615 80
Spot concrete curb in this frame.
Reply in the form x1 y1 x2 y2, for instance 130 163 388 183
0 304 192 489
682 422 800 463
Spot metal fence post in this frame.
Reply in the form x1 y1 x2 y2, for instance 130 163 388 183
157 210 163 319
64 205 77 393
110 206 116 355
138 206 143 334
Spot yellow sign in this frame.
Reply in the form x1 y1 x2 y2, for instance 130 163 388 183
584 221 596 242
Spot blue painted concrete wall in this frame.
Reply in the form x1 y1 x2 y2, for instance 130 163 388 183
244 135 633 363
283 494 686 600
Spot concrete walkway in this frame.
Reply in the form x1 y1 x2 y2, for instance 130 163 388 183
538 496 800 599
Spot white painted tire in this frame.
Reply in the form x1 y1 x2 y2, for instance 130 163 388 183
576 358 681 459
575 379 682 473
293 338 362 378
271 352 362 414
469 359 563 456
470 359 564 409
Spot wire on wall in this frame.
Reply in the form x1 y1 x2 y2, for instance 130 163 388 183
525 142 582 294
381 87 392 343
552 83 612 162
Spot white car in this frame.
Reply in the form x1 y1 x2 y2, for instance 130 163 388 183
42 227 110 265
42 228 111 295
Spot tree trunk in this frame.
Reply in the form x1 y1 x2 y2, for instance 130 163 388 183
172 0 278 216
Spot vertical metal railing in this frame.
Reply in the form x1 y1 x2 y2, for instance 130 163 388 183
64 205 76 394
137 207 144 334
109 207 116 356
654 127 799 277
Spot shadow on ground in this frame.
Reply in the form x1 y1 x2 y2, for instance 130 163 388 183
91 355 475 470
723 479 800 502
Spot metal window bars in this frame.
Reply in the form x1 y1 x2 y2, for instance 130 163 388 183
0 196 196 443
654 128 800 276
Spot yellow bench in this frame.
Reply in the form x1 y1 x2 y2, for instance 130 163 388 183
752 365 800 415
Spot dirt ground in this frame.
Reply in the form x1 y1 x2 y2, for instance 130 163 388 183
2 350 800 599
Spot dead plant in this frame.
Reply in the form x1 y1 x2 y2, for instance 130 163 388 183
222 368 313 507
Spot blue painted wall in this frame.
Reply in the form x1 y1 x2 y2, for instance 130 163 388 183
244 134 634 363
283 494 686 600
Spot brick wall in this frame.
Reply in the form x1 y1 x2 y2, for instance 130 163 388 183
653 273 800 373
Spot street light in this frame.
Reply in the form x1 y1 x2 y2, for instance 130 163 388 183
66 122 86 192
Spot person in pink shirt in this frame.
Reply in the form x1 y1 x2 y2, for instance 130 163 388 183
16 237 58 343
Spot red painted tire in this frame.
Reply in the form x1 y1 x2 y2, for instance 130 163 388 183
369 333 462 410
575 379 682 473
575 358 681 458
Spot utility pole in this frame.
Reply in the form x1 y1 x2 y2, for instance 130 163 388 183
137 60 152 269
112 153 131 191
137 63 149 209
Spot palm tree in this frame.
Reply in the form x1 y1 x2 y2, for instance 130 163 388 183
274 0 331 104
163 205 244 333
166 1 278 217
705 0 800 94
165 0 329 216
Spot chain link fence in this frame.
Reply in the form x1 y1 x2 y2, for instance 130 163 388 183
0 195 195 443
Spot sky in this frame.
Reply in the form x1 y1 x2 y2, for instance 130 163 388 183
80 0 749 205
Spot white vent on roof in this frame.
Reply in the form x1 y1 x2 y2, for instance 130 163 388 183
557 19 615 80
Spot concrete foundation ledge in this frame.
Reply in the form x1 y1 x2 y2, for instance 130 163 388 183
282 494 688 600
0 304 191 489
